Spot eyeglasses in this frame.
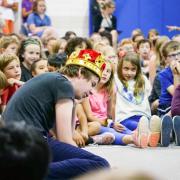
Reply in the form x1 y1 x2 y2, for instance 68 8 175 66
167 52 180 59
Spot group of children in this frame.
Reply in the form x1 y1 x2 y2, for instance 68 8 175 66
0 17 180 180
0 27 180 149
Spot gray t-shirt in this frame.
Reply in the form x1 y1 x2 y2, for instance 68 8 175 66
2 72 74 134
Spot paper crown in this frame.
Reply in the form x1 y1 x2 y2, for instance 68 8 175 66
66 49 106 78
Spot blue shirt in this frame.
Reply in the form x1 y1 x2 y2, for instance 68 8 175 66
158 66 173 106
27 12 51 36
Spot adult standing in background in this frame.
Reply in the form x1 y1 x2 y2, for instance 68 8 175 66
93 0 118 49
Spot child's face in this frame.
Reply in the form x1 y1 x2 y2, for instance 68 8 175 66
5 43 19 55
47 65 57 72
149 32 158 41
101 38 110 46
46 39 56 53
105 52 118 66
122 44 134 53
138 42 151 58
33 60 48 76
23 44 40 67
166 50 180 65
122 61 137 81
100 62 112 84
3 60 21 80
75 42 87 52
91 34 102 44
37 0 46 14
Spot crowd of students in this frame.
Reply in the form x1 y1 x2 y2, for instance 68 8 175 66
0 0 180 179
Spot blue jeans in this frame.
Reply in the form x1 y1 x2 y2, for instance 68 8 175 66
46 137 110 180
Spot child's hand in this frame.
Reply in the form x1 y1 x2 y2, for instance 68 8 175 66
113 122 125 132
7 78 24 86
151 99 159 111
73 131 85 147
171 61 180 75
7 78 16 86
80 131 88 141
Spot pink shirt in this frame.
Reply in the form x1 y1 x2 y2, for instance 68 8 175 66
89 89 109 122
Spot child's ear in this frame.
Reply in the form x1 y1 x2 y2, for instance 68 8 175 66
78 68 82 78
0 48 5 53
32 71 35 77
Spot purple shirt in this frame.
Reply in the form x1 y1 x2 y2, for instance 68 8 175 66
22 0 33 22
171 84 180 117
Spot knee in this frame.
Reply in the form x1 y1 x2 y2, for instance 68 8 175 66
89 121 101 134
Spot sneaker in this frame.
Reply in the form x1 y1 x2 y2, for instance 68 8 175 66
149 115 161 147
92 132 115 145
133 116 149 148
161 115 173 147
173 116 180 146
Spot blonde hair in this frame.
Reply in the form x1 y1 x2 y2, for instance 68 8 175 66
0 71 8 89
117 52 145 96
49 39 60 54
0 54 20 72
162 40 180 59
119 38 133 47
147 29 159 39
100 1 115 10
0 36 20 50
154 36 170 67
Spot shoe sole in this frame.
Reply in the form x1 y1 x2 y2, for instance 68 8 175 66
138 117 149 148
173 116 180 146
93 133 115 145
149 116 161 147
161 115 173 147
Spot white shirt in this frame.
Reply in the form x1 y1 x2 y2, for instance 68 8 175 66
0 0 18 21
114 73 151 123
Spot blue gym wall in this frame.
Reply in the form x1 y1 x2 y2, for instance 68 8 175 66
89 0 180 41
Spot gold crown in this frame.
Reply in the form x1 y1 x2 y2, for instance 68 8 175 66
66 49 106 78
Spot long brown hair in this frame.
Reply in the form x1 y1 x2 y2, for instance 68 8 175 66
117 52 145 96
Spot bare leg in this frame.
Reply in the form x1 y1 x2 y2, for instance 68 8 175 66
88 122 101 136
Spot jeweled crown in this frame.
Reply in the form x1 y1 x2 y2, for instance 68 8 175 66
66 49 106 78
